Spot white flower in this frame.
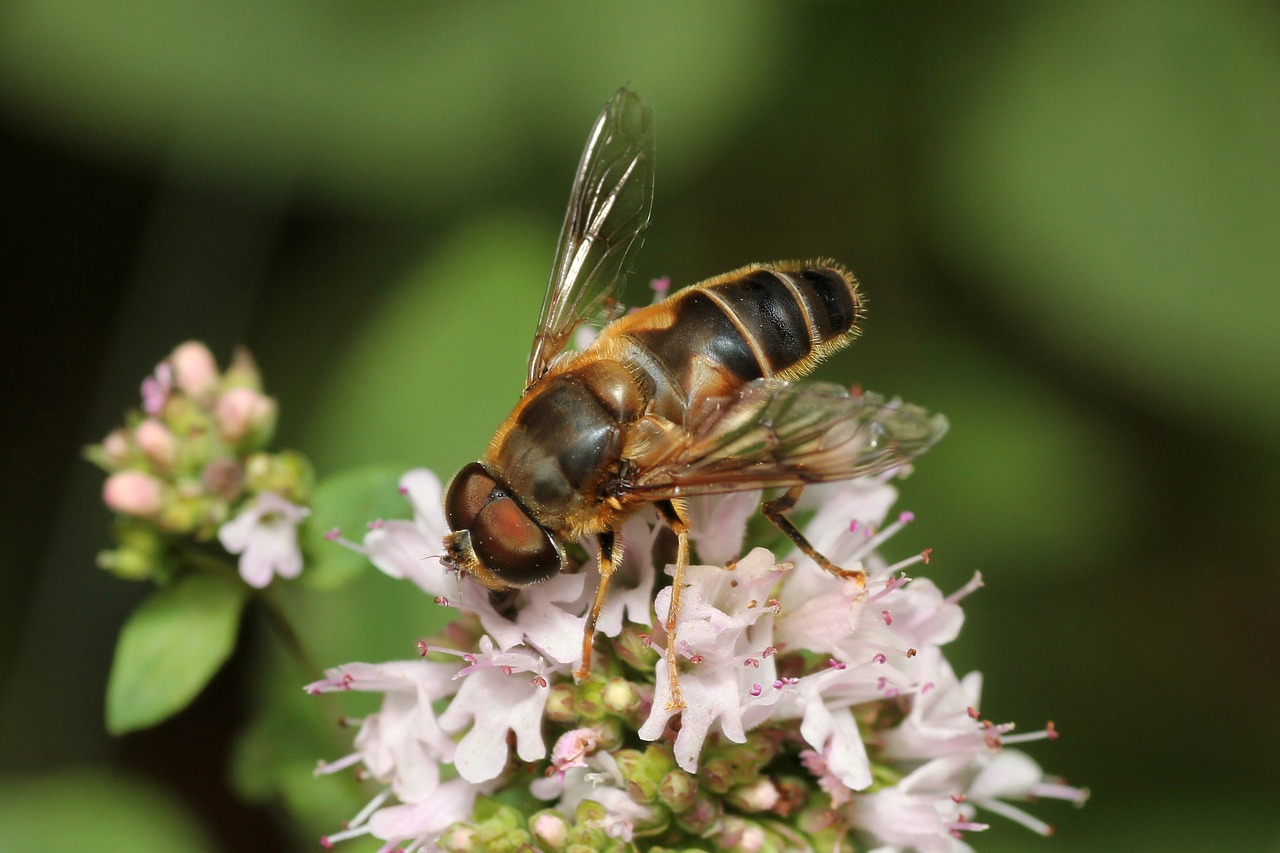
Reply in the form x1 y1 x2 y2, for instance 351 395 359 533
217 491 309 587
638 547 786 772
308 660 459 801
311 467 1085 850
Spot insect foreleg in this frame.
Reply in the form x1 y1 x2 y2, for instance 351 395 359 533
762 485 866 584
655 499 689 711
575 529 620 681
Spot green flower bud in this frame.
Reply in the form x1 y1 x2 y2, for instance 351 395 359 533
658 767 699 814
545 683 578 723
612 624 658 673
575 678 607 721
674 789 723 836
602 676 640 716
698 754 735 794
243 451 313 503
615 744 675 804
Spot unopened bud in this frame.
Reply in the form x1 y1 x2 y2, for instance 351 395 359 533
545 683 578 723
222 346 263 390
618 745 676 804
613 624 658 673
170 341 220 406
602 676 640 716
727 777 780 813
134 419 178 470
103 471 165 517
102 429 132 466
215 387 277 447
658 768 699 813
675 790 723 836
529 810 569 851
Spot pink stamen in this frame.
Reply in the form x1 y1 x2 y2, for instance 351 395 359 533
324 527 340 541
882 610 893 625
366 519 384 530
828 658 846 670
750 683 763 696
898 511 915 524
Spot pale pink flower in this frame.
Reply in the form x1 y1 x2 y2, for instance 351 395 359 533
217 491 309 587
638 547 786 772
308 660 459 801
434 636 554 783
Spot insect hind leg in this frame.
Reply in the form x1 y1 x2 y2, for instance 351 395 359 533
654 499 689 711
762 485 866 585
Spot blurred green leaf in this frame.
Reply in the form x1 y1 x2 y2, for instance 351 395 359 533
105 572 247 734
303 215 554 474
301 466 407 590
0 768 217 853
922 0 1280 439
0 0 780 211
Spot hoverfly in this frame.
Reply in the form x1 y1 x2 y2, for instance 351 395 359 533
441 89 947 710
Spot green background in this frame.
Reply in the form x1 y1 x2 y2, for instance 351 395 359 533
2 2 1276 851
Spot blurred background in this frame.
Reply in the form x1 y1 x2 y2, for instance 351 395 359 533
2 1 1277 851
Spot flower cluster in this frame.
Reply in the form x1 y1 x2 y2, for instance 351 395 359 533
87 341 312 587
309 469 1086 852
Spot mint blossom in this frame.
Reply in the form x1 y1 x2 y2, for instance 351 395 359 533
217 491 309 587
313 467 1085 850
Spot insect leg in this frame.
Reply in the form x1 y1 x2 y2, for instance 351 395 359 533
655 499 689 711
762 485 866 584
575 529 619 682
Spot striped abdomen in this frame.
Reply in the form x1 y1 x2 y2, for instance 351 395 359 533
607 263 861 411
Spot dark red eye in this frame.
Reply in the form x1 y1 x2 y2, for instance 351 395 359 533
444 462 497 531
471 495 562 585
444 462 563 585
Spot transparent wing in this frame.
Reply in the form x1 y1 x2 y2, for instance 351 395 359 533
527 88 655 387
624 379 949 499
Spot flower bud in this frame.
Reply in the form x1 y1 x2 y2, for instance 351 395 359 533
658 768 699 814
610 744 674 805
529 810 569 851
103 471 165 516
674 790 723 836
201 457 244 502
215 387 277 448
602 676 640 716
612 624 658 673
222 346 264 390
699 754 736 794
134 419 179 470
726 777 780 813
102 428 133 466
170 341 220 406
544 683 578 723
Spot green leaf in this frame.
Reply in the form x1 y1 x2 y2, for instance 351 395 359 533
0 768 218 853
299 465 407 590
105 572 248 734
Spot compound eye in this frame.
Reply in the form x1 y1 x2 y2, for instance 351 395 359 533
444 462 497 531
471 496 562 585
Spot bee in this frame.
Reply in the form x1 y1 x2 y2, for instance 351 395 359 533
441 89 947 709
